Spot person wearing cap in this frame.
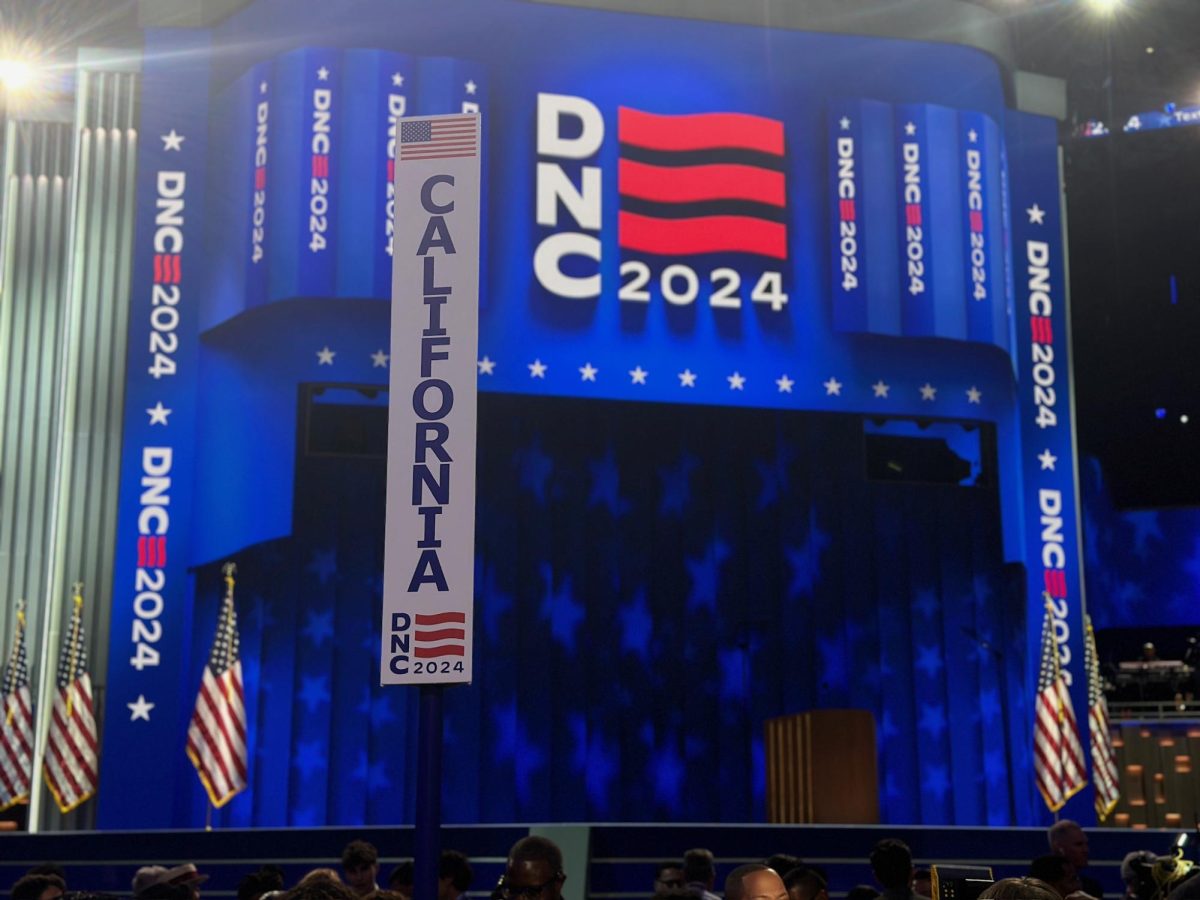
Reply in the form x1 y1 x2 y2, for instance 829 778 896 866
133 865 209 900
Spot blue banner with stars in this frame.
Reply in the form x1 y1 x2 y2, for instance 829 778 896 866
98 0 1087 829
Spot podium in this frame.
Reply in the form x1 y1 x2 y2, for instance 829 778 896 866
765 709 879 823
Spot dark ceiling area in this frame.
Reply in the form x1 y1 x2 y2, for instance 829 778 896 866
2 0 1199 508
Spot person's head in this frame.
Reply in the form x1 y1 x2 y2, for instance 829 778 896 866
725 866 787 900
911 870 932 899
846 888 881 900
439 851 473 900
240 867 286 900
655 865 686 892
869 840 915 892
784 869 828 900
342 842 380 897
387 864 413 899
133 866 208 900
978 879 1059 900
1122 851 1195 900
26 866 66 887
1048 821 1089 870
284 875 357 900
767 860 804 884
501 836 565 900
1143 643 1158 661
12 875 65 900
1030 856 1080 900
684 850 716 890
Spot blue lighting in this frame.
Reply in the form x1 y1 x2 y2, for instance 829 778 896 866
1156 408 1168 419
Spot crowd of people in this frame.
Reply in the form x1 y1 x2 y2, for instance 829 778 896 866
6 821 1200 900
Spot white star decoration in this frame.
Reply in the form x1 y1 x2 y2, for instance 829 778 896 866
727 372 746 391
839 116 851 131
823 377 843 396
775 374 795 394
161 130 184 151
391 73 405 87
1027 204 1046 225
872 380 890 398
528 359 547 379
919 383 937 401
629 366 648 385
128 695 155 721
317 67 330 81
968 129 979 143
259 81 268 94
579 362 598 382
146 402 172 426
966 386 982 404
904 121 917 136
1038 449 1058 471
465 79 478 95
678 369 697 388
316 346 335 365
371 350 389 368
478 356 496 375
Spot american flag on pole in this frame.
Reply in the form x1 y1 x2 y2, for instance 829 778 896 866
187 562 247 808
1034 597 1087 812
1086 615 1120 819
43 584 98 814
0 599 33 810
399 117 478 161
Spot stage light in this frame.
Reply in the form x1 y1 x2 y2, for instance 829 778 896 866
0 58 34 93
1156 408 1167 419
1181 414 1190 424
1085 0 1122 15
1146 46 1155 54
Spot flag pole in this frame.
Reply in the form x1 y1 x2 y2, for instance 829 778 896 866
205 799 213 832
413 684 444 900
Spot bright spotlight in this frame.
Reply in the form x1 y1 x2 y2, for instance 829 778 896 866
0 59 34 93
1086 0 1122 15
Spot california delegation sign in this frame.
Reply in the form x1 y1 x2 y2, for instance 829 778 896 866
381 113 481 686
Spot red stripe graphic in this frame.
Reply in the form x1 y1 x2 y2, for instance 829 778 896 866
387 159 395 183
312 156 328 178
1031 316 1054 344
1044 569 1067 598
153 254 181 285
153 254 162 283
414 611 466 626
969 210 984 233
255 168 266 191
414 645 465 659
619 211 786 260
618 159 785 207
905 204 922 227
415 628 466 642
839 199 856 222
618 107 785 155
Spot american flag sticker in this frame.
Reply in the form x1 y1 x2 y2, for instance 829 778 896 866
399 117 478 161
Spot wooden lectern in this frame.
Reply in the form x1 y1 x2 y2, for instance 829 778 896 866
765 709 879 823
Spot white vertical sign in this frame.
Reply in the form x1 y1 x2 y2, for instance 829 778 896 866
381 113 481 685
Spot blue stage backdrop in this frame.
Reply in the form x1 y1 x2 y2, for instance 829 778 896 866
99 0 1089 828
1081 457 1200 630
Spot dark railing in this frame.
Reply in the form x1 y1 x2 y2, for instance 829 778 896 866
1109 699 1200 721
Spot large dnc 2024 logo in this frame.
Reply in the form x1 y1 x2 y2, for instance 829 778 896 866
534 93 790 313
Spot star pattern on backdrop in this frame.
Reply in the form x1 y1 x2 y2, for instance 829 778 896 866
161 129 185 151
478 355 496 375
370 350 389 368
316 346 335 365
147 402 172 425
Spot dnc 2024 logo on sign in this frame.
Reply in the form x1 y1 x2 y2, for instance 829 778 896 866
534 93 791 315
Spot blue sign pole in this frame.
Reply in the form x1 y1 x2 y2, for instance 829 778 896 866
414 685 445 900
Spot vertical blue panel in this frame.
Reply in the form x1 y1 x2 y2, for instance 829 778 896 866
97 27 211 829
925 104 966 339
960 111 1007 351
1006 110 1093 824
860 101 902 336
336 49 416 300
269 48 340 302
896 104 935 336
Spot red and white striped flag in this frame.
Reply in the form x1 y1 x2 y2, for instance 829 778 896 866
186 563 247 808
0 599 34 810
1086 615 1120 819
1034 598 1087 811
43 585 99 814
